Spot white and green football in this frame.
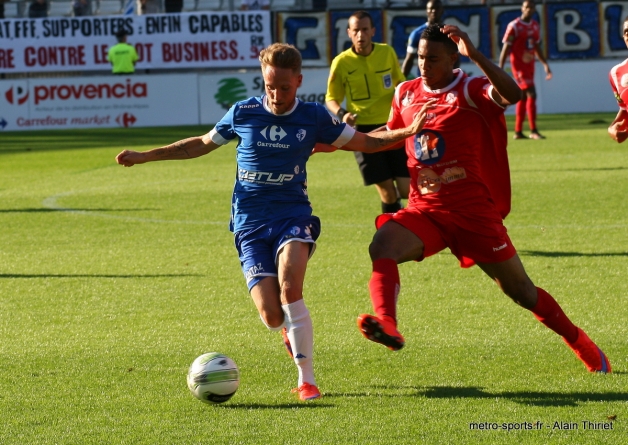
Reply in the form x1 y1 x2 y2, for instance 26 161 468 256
187 353 240 404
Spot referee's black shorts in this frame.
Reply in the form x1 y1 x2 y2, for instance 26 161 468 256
353 123 410 186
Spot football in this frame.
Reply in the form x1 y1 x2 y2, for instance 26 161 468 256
187 352 240 404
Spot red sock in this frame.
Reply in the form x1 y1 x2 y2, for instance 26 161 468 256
515 96 527 132
368 258 400 324
530 287 578 343
527 96 537 131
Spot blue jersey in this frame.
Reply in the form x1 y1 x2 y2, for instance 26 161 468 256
407 23 428 56
209 96 354 233
406 23 428 77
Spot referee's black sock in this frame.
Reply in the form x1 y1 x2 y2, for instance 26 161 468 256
381 200 403 214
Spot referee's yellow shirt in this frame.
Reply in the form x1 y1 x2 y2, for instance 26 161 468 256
326 43 405 125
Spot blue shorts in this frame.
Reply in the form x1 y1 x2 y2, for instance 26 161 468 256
235 215 321 291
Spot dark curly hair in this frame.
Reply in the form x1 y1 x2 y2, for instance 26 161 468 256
420 24 458 54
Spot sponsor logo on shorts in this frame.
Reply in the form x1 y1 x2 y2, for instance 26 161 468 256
245 263 265 281
493 243 508 252
284 224 313 242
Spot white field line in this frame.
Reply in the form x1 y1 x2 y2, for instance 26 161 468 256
43 190 628 229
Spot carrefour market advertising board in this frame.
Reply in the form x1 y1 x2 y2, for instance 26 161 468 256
0 11 271 73
0 74 199 130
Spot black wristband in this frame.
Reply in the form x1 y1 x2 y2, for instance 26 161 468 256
336 108 348 121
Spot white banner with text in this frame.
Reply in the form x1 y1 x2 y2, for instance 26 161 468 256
0 11 271 73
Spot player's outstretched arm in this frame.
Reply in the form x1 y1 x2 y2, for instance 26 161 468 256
442 25 521 106
341 99 437 153
116 134 219 167
608 109 628 143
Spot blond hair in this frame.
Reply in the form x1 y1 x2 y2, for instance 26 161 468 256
258 43 302 74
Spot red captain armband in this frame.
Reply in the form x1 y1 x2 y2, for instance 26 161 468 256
312 143 338 154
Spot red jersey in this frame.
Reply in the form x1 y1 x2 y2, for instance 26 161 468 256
502 18 540 77
387 70 511 224
610 58 628 112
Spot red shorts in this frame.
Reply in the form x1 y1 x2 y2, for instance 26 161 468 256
376 207 517 268
512 68 535 90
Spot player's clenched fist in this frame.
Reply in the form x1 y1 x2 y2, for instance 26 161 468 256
116 150 146 167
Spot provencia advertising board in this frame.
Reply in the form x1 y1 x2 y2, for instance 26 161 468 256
0 74 199 131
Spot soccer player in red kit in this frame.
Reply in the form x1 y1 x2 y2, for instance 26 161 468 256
499 0 552 140
608 16 628 143
356 24 611 374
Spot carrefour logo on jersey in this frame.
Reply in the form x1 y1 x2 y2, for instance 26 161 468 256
414 129 445 165
261 125 286 141
258 125 290 148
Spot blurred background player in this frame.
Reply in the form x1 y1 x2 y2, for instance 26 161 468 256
608 16 628 143
115 43 430 401
499 0 552 140
402 0 444 78
28 0 48 18
107 30 138 75
326 11 409 214
356 24 611 375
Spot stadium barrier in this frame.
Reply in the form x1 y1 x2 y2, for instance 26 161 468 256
0 59 619 132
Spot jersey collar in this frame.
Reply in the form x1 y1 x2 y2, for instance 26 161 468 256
422 68 465 94
517 17 533 26
262 95 300 116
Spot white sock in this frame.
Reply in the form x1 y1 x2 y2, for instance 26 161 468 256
282 299 315 387
259 313 285 332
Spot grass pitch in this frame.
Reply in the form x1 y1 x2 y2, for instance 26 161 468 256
0 114 627 444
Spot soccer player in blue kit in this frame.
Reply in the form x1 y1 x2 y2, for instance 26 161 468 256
116 43 433 401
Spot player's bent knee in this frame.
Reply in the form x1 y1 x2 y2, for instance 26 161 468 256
259 311 285 331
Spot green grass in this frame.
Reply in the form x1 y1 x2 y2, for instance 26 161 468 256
0 113 626 444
